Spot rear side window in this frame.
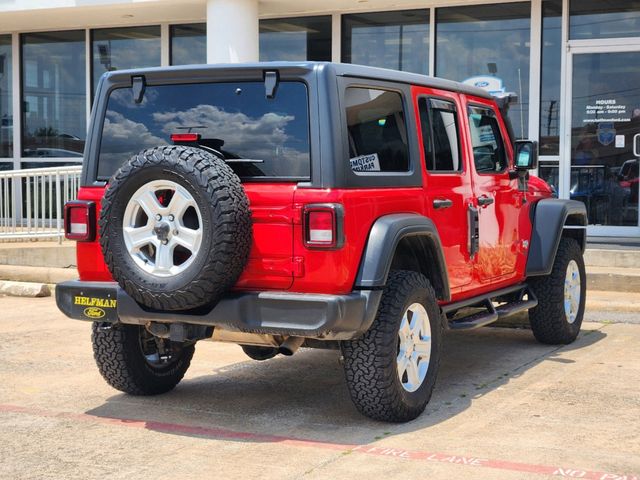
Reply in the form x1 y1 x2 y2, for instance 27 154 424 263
345 87 409 173
468 106 507 173
98 81 310 181
418 97 461 172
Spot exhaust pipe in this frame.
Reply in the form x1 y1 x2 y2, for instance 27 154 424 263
278 336 304 356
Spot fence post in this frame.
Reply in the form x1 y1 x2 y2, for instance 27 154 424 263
56 170 62 244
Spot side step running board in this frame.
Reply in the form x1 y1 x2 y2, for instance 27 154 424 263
447 285 537 331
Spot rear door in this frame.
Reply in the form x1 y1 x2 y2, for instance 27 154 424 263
464 99 522 281
412 87 473 290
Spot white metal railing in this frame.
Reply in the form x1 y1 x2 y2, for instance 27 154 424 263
0 165 83 241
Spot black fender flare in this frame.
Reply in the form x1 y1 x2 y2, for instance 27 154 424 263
354 213 451 301
526 198 587 277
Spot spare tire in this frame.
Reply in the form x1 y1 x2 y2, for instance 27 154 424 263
99 146 251 311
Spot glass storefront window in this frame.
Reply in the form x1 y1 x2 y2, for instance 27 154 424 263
538 163 559 196
570 51 640 227
21 31 86 158
436 3 531 139
260 16 331 61
170 24 206 66
570 1 640 40
0 35 12 158
92 26 160 92
342 10 429 75
540 0 562 157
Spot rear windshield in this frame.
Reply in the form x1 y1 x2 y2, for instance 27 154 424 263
97 81 311 181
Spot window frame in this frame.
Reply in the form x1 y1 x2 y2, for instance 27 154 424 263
90 25 161 96
259 15 333 62
467 104 509 175
337 77 422 188
169 23 206 66
417 95 463 175
20 30 87 160
341 9 430 76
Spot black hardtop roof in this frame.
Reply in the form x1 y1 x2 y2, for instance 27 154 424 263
101 61 493 100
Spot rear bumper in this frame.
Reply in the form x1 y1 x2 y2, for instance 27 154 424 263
55 280 382 341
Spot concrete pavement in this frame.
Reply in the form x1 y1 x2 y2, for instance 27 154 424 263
0 295 638 479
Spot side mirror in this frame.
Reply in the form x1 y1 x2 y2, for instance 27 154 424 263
514 140 538 170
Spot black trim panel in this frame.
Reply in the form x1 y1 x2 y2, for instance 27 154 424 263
56 280 383 341
526 199 587 276
355 213 450 301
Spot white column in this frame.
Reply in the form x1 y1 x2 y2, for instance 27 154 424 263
207 0 259 64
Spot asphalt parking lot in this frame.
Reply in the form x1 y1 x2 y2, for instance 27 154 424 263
1 295 638 480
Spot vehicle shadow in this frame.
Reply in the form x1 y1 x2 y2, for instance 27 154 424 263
85 326 606 448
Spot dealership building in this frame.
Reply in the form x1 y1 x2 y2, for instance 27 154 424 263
0 0 639 238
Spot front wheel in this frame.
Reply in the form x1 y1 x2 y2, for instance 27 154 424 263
528 238 586 345
92 323 195 395
341 270 443 422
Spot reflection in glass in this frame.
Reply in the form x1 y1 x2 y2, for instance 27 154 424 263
20 161 80 170
22 31 86 158
436 3 531 139
570 0 640 40
170 24 206 66
99 81 310 180
540 0 562 156
0 36 12 158
260 16 331 61
0 162 12 171
571 52 640 227
92 26 160 92
538 163 559 197
342 10 429 75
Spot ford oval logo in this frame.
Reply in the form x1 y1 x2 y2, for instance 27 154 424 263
84 307 106 319
475 81 490 88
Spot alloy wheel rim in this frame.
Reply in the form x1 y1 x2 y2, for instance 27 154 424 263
397 303 432 393
123 179 203 277
564 259 581 324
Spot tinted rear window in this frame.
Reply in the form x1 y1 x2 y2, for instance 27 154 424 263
97 81 310 180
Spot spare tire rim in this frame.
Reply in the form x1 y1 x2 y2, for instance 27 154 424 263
564 259 581 324
397 303 432 393
123 179 203 277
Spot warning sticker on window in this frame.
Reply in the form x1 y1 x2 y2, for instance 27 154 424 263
350 153 381 172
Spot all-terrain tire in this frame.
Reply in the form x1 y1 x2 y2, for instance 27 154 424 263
528 238 586 345
99 146 251 311
91 322 195 395
341 270 443 422
241 345 279 361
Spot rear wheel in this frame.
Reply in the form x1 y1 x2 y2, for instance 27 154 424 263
528 238 586 344
341 270 443 422
91 322 195 395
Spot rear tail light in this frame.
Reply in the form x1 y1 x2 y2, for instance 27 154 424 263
64 201 96 241
170 133 201 143
303 204 344 249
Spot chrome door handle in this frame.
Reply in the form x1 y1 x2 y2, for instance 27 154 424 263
477 195 494 207
433 198 453 210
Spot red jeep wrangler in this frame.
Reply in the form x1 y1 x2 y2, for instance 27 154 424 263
56 62 587 422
